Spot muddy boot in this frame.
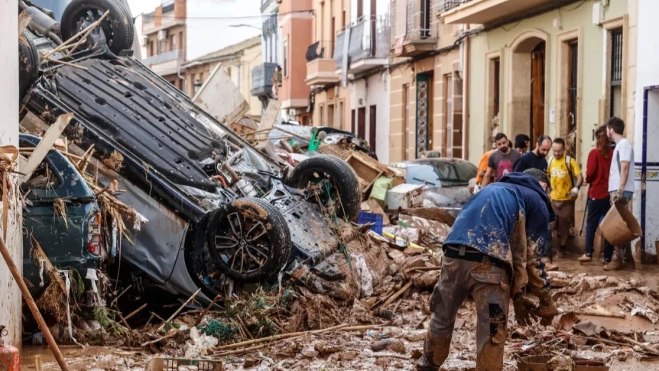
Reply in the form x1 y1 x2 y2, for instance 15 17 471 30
578 254 592 263
603 255 622 271
417 336 451 371
541 257 558 271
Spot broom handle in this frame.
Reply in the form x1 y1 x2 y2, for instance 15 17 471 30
0 236 69 371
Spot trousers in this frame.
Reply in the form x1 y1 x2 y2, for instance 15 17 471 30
584 197 611 256
417 256 510 371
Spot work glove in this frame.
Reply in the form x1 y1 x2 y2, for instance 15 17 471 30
612 189 624 203
570 187 579 198
513 295 539 326
473 184 481 195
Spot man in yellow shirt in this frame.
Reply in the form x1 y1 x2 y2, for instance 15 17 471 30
547 138 583 259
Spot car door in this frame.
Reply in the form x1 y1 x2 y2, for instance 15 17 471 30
20 135 100 295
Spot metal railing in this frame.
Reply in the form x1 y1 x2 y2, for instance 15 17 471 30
437 0 463 13
306 41 335 62
251 62 278 96
141 49 183 65
334 15 391 66
406 0 437 42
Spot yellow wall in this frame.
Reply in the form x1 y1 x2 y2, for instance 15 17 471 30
240 43 263 118
467 1 629 166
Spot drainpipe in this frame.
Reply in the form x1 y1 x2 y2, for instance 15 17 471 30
462 24 470 161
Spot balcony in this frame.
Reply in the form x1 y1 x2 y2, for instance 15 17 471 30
251 62 278 97
305 41 339 86
334 15 391 75
440 0 572 25
142 49 184 76
391 0 438 57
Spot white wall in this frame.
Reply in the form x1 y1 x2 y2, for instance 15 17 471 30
187 0 262 61
633 0 659 259
1 0 23 346
351 72 391 163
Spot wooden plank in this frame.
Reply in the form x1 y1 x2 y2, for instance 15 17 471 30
20 113 73 184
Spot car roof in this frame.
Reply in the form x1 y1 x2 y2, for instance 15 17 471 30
393 158 475 168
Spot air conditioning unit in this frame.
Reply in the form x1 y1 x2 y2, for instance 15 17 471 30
158 30 168 41
142 36 149 45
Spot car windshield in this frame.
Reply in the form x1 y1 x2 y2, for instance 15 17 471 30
405 161 476 187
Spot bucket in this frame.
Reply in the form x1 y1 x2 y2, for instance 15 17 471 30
518 356 609 371
600 202 642 247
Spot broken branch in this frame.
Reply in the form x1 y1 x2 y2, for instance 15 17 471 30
157 288 202 332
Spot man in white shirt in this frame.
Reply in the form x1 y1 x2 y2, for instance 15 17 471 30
604 117 634 271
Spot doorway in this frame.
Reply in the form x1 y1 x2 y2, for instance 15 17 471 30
357 107 366 139
510 33 547 141
530 41 546 141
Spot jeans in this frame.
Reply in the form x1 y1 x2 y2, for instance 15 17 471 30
603 191 633 261
584 198 611 256
543 225 552 258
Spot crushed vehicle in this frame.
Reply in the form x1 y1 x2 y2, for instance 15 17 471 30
269 122 376 159
18 0 361 303
20 134 102 303
390 158 477 215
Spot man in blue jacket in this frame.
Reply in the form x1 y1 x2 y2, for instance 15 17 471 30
417 169 558 371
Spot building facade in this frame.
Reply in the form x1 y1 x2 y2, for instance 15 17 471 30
141 0 261 94
632 0 658 263
305 0 351 131
388 0 465 163
279 0 314 123
182 36 263 120
251 0 283 120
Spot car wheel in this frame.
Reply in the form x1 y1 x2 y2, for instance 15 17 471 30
61 0 134 55
206 198 291 282
285 155 361 220
19 32 40 102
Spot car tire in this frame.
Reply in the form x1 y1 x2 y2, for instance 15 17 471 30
61 0 134 55
285 155 361 220
206 198 291 282
19 32 40 102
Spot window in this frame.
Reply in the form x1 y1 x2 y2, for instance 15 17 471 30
492 58 500 118
402 83 409 161
179 32 184 52
318 103 324 126
328 104 335 128
169 34 175 51
22 159 62 190
444 74 453 156
283 37 289 77
610 28 623 118
339 101 344 129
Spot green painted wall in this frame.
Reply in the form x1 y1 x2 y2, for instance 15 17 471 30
467 0 628 167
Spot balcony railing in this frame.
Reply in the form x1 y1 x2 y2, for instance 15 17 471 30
251 62 278 97
405 0 437 42
142 49 184 66
306 41 339 85
334 15 390 72
437 0 463 13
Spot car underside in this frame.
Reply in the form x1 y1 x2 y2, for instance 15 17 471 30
19 0 361 302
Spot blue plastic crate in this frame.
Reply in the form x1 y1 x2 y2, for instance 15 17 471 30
358 211 384 235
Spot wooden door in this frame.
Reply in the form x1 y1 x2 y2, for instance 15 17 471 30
531 41 545 140
369 105 377 153
351 109 356 134
358 107 366 139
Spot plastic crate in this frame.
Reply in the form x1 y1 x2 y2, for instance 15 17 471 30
358 211 384 235
146 357 224 371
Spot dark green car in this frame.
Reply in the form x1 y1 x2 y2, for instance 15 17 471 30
20 134 102 299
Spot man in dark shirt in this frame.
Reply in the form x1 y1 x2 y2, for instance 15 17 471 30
483 133 522 186
514 135 552 173
417 169 558 371
515 134 530 154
